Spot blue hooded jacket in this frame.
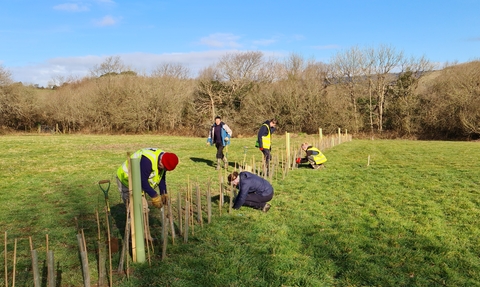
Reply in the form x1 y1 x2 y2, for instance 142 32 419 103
207 122 232 146
233 172 274 209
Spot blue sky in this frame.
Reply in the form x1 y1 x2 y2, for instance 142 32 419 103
1 0 479 86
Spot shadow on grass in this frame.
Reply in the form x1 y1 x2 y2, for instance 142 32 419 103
190 157 214 167
110 203 128 239
190 156 239 170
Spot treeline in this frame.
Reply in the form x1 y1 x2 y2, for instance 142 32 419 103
1 46 479 139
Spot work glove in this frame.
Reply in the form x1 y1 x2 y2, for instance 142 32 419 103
151 195 162 208
296 157 301 164
161 194 168 206
259 147 264 151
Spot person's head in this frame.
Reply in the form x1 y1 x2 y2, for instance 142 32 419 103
301 142 310 151
269 118 277 128
215 116 222 125
227 171 240 186
159 152 179 171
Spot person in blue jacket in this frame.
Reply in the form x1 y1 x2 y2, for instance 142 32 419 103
228 171 274 212
207 115 232 170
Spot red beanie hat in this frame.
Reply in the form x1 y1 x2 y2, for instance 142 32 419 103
161 152 179 171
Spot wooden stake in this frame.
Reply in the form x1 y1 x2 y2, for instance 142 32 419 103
229 181 233 214
161 207 167 260
143 206 151 266
168 197 175 244
29 237 40 287
97 210 106 286
184 200 190 243
127 154 136 262
177 192 183 236
47 250 55 287
76 234 89 287
31 250 40 287
105 208 112 287
207 181 212 224
189 182 194 236
196 184 203 226
12 238 16 287
117 202 130 274
4 231 7 287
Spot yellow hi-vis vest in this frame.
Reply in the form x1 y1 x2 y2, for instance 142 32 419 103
117 148 165 188
261 123 272 149
307 147 327 164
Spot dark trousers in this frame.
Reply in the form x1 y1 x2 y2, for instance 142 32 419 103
261 148 271 165
261 149 271 175
215 143 225 159
244 191 274 209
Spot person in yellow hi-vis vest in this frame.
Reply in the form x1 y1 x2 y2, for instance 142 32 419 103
116 148 179 208
256 118 277 175
116 148 178 241
296 142 327 169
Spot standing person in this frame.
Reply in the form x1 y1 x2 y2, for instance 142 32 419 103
228 171 274 212
296 142 327 169
256 118 277 175
116 148 179 208
207 115 232 170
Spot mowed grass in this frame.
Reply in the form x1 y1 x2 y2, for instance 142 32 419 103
1 134 480 287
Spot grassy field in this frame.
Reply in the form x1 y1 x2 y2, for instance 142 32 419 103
1 134 480 287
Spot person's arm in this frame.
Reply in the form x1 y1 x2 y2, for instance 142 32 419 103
140 156 158 198
207 126 213 145
299 149 312 163
159 171 167 195
223 123 233 138
233 175 251 209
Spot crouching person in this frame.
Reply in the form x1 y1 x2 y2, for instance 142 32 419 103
296 142 327 169
228 171 274 212
116 148 179 240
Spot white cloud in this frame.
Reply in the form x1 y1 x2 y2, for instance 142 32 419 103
53 3 89 12
8 50 290 87
93 15 118 26
8 51 230 87
198 33 242 48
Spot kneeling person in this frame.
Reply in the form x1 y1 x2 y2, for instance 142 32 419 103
296 142 327 169
228 171 274 212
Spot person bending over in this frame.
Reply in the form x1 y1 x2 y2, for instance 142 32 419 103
228 171 274 212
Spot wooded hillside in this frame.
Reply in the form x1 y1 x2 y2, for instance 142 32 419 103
1 47 479 139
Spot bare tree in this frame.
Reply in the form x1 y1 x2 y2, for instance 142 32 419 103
90 56 128 77
152 63 190 79
367 45 404 132
0 65 13 86
330 46 366 133
195 65 223 120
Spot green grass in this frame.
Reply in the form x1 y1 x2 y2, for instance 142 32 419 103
1 135 480 286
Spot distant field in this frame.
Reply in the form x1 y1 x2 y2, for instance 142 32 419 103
1 134 479 286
